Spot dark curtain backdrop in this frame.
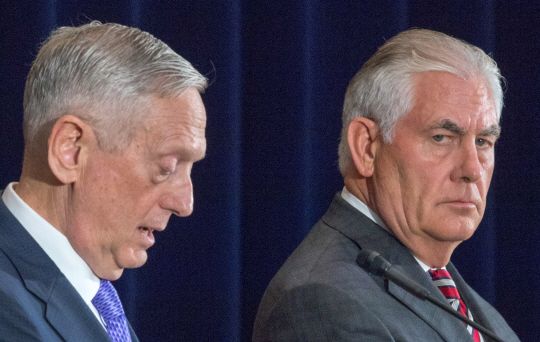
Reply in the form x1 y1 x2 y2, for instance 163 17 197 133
0 1 537 341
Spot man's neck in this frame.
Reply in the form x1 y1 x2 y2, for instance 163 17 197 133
15 174 69 237
343 176 457 268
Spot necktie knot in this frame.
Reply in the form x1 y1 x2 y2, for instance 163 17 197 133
428 268 452 280
92 279 132 342
93 279 125 320
429 269 461 300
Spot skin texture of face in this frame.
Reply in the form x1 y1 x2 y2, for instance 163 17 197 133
367 71 499 266
65 87 206 280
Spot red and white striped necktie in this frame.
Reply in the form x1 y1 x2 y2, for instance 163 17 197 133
428 269 483 342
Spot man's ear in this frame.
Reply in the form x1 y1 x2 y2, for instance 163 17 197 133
347 117 380 177
48 115 95 184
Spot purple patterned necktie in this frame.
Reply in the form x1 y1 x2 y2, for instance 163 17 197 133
92 279 132 342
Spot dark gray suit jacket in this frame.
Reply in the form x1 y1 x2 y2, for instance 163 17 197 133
0 192 139 342
253 193 520 341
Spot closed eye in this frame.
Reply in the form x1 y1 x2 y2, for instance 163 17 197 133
153 166 174 183
160 168 172 176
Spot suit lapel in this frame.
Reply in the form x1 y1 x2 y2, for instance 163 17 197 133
45 276 111 341
379 241 475 341
321 193 476 342
447 263 492 328
0 198 110 342
386 268 474 342
448 264 520 342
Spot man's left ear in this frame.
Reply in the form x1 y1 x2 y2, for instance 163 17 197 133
47 115 96 184
347 117 381 177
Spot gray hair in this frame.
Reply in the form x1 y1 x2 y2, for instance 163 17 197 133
338 29 503 175
23 21 207 154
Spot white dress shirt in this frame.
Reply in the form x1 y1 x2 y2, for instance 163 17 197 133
340 186 444 272
2 182 105 326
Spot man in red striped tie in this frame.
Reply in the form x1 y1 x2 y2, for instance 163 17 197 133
254 29 520 342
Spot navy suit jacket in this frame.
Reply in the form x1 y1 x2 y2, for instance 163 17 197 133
0 192 139 341
253 193 520 341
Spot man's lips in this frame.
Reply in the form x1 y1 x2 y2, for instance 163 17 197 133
137 226 165 245
138 225 166 233
439 199 480 209
446 200 476 208
138 227 154 233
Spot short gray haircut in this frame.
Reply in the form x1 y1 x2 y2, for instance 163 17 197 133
338 29 503 175
23 21 207 153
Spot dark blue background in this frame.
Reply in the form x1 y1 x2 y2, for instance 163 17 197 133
0 1 536 341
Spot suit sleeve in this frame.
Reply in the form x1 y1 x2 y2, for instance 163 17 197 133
253 283 395 342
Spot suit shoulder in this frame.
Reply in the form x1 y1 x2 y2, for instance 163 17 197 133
253 281 392 341
272 220 362 287
253 222 391 341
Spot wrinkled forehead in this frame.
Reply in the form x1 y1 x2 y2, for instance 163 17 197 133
407 71 498 128
137 90 206 147
412 71 495 102
142 89 206 125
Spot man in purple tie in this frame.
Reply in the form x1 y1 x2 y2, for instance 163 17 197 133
254 29 520 342
0 21 207 341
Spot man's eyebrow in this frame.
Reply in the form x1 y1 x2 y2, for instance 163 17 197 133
430 119 464 135
480 124 501 139
430 120 501 139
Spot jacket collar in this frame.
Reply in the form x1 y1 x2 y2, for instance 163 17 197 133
0 194 110 341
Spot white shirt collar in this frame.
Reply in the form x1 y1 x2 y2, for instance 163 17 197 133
2 182 103 324
340 186 445 272
414 256 432 272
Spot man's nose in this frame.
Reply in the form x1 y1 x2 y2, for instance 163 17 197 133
451 142 483 183
161 174 194 217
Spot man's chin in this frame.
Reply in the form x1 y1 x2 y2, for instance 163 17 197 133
94 265 125 281
122 250 149 269
426 219 478 243
102 251 149 280
104 250 148 279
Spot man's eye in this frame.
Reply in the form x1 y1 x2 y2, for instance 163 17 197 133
476 138 487 147
432 135 444 142
154 167 173 183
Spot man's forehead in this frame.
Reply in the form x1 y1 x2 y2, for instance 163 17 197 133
413 71 495 104
147 90 206 126
403 72 498 128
